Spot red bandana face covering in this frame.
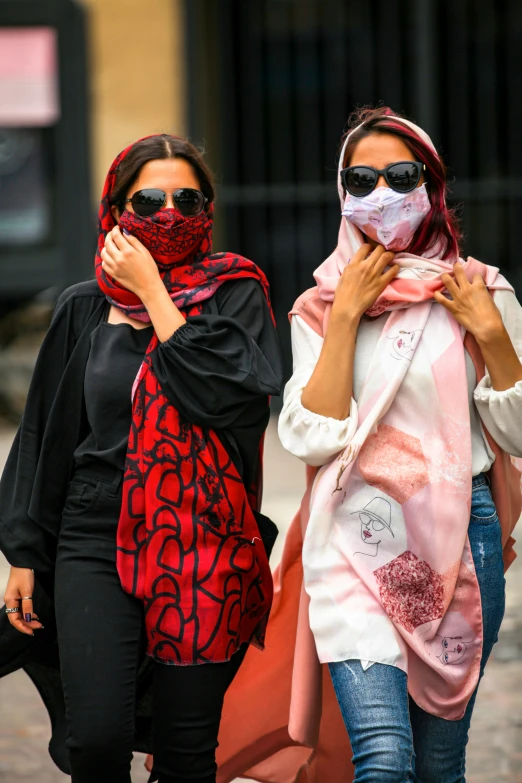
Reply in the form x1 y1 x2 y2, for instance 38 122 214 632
96 138 274 664
118 207 210 266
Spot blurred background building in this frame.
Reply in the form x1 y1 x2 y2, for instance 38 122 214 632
1 0 522 407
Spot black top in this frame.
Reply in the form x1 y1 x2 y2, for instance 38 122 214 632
0 277 282 573
74 322 153 471
0 277 283 772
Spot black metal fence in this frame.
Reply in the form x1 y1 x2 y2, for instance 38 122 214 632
184 0 522 378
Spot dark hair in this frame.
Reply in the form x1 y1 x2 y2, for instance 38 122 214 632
110 134 215 214
341 106 462 260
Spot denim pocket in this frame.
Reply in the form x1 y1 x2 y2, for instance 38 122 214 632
63 476 101 516
470 483 498 523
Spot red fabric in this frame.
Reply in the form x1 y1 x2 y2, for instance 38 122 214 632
96 138 275 663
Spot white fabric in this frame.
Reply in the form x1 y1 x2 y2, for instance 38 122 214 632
342 183 431 251
279 289 522 473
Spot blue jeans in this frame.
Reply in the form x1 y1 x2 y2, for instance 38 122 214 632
329 474 506 783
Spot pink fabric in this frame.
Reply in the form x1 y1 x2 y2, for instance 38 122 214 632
303 264 499 718
342 183 431 251
291 293 521 575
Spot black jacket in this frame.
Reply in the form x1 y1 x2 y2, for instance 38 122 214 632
0 278 283 772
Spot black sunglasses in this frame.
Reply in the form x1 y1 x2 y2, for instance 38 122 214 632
341 161 425 198
125 187 208 218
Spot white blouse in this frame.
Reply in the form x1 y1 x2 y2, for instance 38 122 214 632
279 290 522 475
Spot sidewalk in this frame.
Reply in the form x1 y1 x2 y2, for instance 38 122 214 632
0 418 521 781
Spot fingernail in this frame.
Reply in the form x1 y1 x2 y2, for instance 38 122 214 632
24 613 32 622
122 228 130 235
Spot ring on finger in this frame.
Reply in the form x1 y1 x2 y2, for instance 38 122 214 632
21 596 32 600
5 607 20 614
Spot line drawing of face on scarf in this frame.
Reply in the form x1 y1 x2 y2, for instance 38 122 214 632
388 329 421 361
336 487 407 571
435 635 468 665
351 497 393 558
420 614 475 677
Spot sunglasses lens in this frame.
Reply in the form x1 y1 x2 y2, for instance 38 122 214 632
387 162 421 192
174 189 206 217
345 167 378 197
131 189 166 217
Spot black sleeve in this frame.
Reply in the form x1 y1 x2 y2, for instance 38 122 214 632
152 279 284 429
0 290 87 571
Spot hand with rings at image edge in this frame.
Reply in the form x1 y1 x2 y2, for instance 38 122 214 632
4 566 43 636
331 243 399 323
101 226 163 299
434 263 504 343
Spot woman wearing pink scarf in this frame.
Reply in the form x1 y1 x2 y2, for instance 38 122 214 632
278 106 522 782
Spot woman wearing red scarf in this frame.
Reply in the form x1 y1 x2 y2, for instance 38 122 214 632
0 135 283 782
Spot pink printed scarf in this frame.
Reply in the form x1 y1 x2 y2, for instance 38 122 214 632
296 119 520 720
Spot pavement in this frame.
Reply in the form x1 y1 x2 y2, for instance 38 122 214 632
0 417 521 781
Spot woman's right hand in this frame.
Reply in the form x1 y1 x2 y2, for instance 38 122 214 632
331 244 399 323
4 566 42 636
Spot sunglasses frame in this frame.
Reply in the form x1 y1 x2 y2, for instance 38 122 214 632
341 161 425 198
125 187 208 217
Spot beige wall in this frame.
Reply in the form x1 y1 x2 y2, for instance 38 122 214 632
81 0 186 202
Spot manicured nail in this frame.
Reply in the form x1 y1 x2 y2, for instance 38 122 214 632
24 613 32 622
122 228 130 235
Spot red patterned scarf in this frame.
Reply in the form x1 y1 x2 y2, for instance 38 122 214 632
96 139 274 664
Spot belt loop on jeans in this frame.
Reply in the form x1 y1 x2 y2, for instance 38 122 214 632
108 470 124 498
472 472 489 490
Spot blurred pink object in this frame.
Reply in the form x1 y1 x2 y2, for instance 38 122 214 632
0 27 59 125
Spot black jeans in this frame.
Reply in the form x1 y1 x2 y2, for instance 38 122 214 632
55 468 247 783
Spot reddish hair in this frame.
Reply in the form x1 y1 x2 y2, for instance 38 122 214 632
341 106 462 260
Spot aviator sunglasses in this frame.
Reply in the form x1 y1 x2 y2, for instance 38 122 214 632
125 187 208 218
341 161 425 198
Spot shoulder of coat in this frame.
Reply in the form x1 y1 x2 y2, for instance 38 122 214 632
290 287 327 336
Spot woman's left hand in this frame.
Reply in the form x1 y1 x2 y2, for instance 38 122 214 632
101 226 162 299
434 262 504 343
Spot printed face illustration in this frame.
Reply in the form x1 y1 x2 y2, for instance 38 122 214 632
379 227 393 243
436 636 467 666
352 497 394 558
337 487 407 572
420 613 476 676
402 200 412 215
388 330 420 361
368 211 382 227
359 511 393 553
